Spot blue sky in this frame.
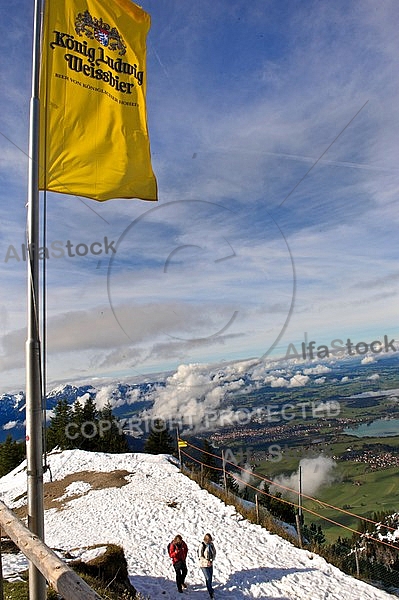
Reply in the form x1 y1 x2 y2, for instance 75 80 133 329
0 0 398 393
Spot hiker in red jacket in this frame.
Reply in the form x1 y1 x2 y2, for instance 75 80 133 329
168 534 188 593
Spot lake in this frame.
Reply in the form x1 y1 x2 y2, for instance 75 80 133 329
344 418 399 438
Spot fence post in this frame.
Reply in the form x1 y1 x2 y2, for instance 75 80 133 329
355 547 360 578
176 427 182 469
255 494 260 524
295 512 303 549
222 450 228 494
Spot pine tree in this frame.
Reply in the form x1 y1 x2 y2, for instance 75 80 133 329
201 439 219 482
269 491 296 524
0 435 26 477
144 419 175 455
225 473 240 495
98 403 130 453
79 397 99 450
47 396 130 454
303 522 326 546
69 398 84 447
258 481 271 509
46 398 73 451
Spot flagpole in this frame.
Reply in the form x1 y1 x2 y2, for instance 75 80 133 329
26 0 46 596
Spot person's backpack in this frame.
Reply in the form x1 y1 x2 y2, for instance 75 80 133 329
167 542 172 555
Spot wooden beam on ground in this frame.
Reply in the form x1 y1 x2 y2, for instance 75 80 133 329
0 500 103 600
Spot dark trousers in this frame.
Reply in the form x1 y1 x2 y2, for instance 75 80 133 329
201 565 214 597
173 560 187 591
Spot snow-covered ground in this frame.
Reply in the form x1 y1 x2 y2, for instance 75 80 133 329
0 449 397 599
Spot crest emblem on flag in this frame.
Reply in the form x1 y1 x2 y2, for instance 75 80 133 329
96 28 109 47
75 10 127 55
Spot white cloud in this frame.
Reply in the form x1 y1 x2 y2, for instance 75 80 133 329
361 356 375 364
271 456 337 498
2 421 17 430
303 365 332 375
367 373 380 380
289 374 310 388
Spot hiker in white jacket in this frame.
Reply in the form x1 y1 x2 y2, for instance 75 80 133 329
198 533 216 598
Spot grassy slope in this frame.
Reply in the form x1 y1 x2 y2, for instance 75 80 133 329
256 436 399 542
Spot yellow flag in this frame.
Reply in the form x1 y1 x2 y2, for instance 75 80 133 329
39 0 157 202
178 439 188 448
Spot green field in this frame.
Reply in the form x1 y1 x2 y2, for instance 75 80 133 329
302 464 399 541
255 436 399 542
